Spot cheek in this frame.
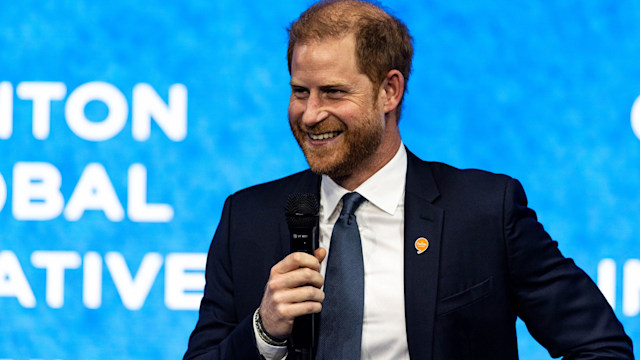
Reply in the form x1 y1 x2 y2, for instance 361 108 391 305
288 102 303 122
339 105 372 127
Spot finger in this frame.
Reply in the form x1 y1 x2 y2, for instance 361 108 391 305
268 267 324 291
272 285 325 305
271 251 321 274
272 300 323 320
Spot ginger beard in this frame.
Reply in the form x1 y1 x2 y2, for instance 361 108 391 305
289 101 385 179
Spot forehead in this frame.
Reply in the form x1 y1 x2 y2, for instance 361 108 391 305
290 35 365 82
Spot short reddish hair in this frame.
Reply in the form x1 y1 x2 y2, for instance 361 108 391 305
287 0 413 120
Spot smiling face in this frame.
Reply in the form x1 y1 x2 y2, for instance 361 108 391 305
288 35 401 188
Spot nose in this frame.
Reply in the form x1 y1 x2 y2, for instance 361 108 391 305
301 91 329 127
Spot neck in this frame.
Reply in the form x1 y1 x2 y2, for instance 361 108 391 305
331 136 401 191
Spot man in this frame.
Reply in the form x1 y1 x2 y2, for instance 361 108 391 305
184 1 633 359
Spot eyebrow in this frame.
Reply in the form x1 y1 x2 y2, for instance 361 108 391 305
289 82 350 90
320 83 348 90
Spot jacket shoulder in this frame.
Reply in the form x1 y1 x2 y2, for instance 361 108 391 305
426 161 515 193
414 159 524 210
426 160 510 179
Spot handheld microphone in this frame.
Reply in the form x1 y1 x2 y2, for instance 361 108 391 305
285 193 319 358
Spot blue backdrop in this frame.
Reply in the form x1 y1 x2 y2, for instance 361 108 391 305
1 0 639 359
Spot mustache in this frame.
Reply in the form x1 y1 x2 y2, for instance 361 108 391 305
294 118 346 134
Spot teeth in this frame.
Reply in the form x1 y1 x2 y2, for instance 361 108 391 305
309 131 341 140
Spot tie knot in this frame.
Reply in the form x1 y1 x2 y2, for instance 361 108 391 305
340 192 366 216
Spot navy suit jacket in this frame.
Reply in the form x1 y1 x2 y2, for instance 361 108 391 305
184 149 633 359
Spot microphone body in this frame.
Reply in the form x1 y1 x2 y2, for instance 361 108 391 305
285 194 319 356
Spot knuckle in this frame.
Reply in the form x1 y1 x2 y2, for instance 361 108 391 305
272 291 284 304
275 303 287 317
267 280 279 292
291 252 304 263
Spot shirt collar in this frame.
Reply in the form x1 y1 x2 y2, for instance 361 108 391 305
320 144 407 220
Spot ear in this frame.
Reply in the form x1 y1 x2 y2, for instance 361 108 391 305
379 69 405 116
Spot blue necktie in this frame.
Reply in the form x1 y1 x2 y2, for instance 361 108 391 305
316 192 366 359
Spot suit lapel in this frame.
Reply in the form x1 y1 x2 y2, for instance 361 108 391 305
404 150 443 359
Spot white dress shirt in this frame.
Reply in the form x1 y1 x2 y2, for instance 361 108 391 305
256 144 410 360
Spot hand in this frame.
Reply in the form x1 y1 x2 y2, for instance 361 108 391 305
259 248 327 339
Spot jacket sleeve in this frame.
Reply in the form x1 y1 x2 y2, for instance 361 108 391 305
504 178 634 359
183 195 263 360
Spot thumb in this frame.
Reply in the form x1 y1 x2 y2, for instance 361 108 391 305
314 247 327 264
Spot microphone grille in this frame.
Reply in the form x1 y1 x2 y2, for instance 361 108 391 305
285 193 319 215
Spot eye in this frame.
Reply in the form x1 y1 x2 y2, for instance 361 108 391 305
291 86 309 99
325 88 346 98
